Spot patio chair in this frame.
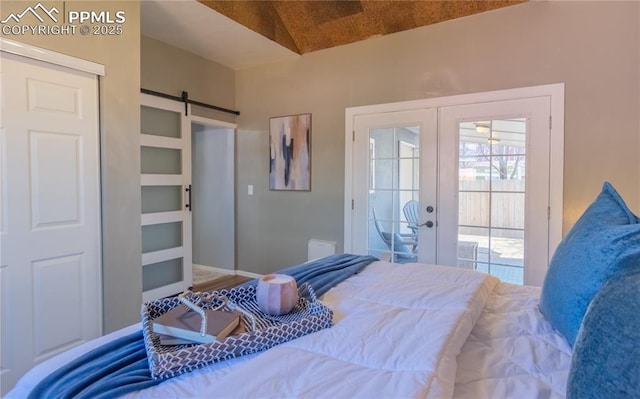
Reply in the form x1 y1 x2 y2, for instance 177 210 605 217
402 200 420 238
372 208 417 263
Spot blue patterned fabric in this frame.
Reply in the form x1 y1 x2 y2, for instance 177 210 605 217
539 182 640 345
567 271 640 399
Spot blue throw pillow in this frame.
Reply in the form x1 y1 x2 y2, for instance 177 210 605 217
539 182 640 345
567 271 640 399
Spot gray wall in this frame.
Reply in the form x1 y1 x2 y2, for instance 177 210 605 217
141 36 237 123
5 1 143 333
235 1 640 274
192 125 235 272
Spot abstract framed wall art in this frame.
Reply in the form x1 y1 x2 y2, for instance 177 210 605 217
269 113 311 191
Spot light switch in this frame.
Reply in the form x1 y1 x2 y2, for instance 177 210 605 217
248 185 254 195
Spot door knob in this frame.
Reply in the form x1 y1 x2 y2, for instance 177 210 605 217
420 220 434 228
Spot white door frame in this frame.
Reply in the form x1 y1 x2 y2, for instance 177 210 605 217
0 38 104 76
345 84 565 267
190 115 237 273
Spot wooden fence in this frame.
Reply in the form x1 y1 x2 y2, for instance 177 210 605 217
458 180 524 239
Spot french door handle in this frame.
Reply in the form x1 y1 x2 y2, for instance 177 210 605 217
420 220 434 228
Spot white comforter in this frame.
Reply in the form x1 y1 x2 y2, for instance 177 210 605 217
453 282 573 399
123 261 498 398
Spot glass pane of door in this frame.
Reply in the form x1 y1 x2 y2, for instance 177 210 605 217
141 105 181 138
457 118 526 284
143 258 183 291
140 146 182 174
368 126 419 263
141 186 182 214
142 222 183 254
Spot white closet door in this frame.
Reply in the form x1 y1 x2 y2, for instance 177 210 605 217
0 51 102 393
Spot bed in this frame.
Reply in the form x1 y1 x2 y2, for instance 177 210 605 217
9 260 572 399
7 182 640 399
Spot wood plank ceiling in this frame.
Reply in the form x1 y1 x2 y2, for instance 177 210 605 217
198 1 525 54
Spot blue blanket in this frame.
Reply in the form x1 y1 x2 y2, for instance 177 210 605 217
28 254 377 399
238 253 378 297
28 331 154 399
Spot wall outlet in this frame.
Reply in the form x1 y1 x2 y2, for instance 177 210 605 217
248 185 254 195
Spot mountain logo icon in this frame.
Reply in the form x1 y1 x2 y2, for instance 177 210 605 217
1 3 59 24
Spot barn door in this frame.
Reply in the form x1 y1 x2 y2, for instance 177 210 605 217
140 94 192 302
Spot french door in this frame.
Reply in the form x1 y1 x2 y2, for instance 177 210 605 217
345 86 563 286
351 109 437 264
438 97 551 286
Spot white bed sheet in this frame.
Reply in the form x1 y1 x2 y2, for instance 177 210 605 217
453 282 573 399
8 262 573 399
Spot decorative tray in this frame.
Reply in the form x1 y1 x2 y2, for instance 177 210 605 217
141 283 333 379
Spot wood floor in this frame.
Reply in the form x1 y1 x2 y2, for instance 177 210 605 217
192 275 253 292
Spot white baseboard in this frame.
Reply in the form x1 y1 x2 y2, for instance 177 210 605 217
193 264 234 276
193 264 262 279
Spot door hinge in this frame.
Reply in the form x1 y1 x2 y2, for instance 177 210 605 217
549 116 552 130
351 199 354 210
352 131 355 141
547 206 551 220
